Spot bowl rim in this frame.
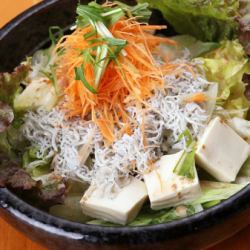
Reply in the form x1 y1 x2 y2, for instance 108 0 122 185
0 185 249 243
0 0 249 244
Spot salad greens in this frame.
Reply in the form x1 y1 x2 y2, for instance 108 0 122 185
0 0 249 226
199 40 250 117
22 147 51 177
192 181 248 208
238 0 250 55
87 180 246 226
0 63 30 106
138 0 238 42
236 157 250 184
160 35 219 61
87 204 199 226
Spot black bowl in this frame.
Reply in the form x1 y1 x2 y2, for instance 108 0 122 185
0 1 250 249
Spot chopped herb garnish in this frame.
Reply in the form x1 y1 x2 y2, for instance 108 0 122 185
74 2 131 91
75 65 97 94
49 26 64 46
41 64 60 95
173 129 196 179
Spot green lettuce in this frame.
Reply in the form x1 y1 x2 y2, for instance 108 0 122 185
22 147 52 177
138 0 238 42
0 63 30 156
0 63 30 106
192 181 248 208
0 118 27 158
199 40 250 116
87 204 199 226
159 35 219 61
238 0 250 55
49 180 89 223
236 157 250 184
0 133 13 157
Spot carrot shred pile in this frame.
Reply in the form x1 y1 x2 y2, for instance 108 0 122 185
56 18 177 142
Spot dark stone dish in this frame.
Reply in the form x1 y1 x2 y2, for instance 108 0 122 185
0 1 249 249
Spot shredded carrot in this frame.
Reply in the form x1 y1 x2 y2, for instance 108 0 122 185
185 93 208 103
56 17 177 142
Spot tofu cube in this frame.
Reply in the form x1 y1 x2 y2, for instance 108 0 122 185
196 117 250 182
144 151 201 210
80 178 148 225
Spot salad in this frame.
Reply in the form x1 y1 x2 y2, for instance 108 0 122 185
0 1 249 226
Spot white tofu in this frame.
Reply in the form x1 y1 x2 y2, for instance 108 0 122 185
196 117 250 182
144 151 201 210
80 178 148 225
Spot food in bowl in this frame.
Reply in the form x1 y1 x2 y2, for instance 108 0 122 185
0 1 249 226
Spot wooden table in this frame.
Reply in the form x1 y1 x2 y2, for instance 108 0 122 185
0 1 249 249
0 215 249 250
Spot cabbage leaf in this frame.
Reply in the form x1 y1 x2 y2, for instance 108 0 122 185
199 40 250 116
87 204 198 226
138 0 238 42
159 35 219 61
238 0 250 55
236 157 250 184
0 63 30 106
191 181 248 208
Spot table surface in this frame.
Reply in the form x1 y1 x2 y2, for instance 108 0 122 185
0 1 249 249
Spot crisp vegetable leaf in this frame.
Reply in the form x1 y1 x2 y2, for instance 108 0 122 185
236 157 250 184
0 154 37 190
75 66 97 94
50 195 90 223
14 78 59 112
38 180 66 205
49 181 90 223
87 204 198 226
0 117 27 158
22 147 52 177
0 154 66 208
199 40 250 117
0 133 14 158
0 63 30 105
191 181 247 207
0 101 14 133
160 35 219 60
138 0 238 42
238 0 250 55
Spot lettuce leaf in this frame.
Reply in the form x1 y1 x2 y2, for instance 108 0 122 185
0 154 37 190
191 181 248 208
0 117 28 158
236 157 250 184
238 0 250 55
0 63 30 106
0 133 14 158
22 147 52 177
138 0 238 42
0 102 14 133
49 181 90 223
159 35 219 61
87 204 198 226
199 40 250 116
